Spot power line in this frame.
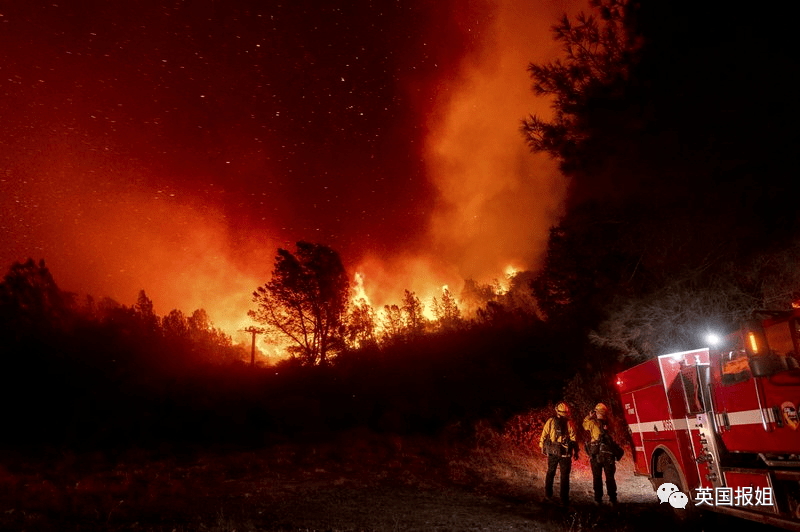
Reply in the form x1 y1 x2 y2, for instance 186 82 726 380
241 326 266 367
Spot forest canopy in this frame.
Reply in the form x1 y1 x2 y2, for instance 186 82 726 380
525 0 800 363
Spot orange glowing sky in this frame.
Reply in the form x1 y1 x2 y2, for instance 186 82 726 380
1 0 585 352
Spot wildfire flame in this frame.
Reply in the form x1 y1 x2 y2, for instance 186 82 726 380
495 264 521 295
351 272 371 307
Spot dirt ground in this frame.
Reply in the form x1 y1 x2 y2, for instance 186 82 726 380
0 430 776 531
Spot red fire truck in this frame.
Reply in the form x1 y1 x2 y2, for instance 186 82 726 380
615 309 800 529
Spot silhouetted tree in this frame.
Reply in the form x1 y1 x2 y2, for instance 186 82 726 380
590 237 800 361
523 0 798 218
526 3 791 295
97 296 123 319
401 289 426 338
521 0 639 183
134 289 160 336
183 308 236 362
188 308 211 339
250 242 350 365
380 304 403 344
532 219 640 327
500 270 540 318
476 301 513 328
162 309 189 339
0 258 69 340
347 297 377 349
460 279 497 317
525 0 799 401
432 288 462 331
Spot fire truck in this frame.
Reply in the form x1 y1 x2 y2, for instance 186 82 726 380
615 309 800 529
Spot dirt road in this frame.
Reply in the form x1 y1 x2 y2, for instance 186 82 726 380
1 430 712 531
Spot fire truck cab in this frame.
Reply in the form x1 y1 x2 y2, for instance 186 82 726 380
616 309 800 529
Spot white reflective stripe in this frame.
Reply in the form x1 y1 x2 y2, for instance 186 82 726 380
716 408 773 427
672 418 689 430
630 409 773 433
627 418 688 433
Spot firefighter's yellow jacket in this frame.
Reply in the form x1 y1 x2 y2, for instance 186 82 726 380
582 414 607 442
539 415 577 452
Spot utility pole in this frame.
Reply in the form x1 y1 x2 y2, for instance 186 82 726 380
242 326 265 367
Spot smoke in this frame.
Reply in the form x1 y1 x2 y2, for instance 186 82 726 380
355 0 580 310
424 0 573 279
10 145 276 346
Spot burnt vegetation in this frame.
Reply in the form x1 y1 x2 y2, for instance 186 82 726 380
0 255 570 455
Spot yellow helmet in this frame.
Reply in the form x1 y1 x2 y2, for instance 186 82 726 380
594 403 608 418
555 402 570 416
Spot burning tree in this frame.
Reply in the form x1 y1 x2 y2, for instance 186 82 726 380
431 287 462 331
347 297 377 349
401 289 426 338
249 242 350 365
380 304 402 339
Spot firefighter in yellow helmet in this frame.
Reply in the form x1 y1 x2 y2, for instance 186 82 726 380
583 402 619 505
539 402 578 505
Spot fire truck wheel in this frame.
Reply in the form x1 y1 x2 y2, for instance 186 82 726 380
662 463 682 491
656 454 684 492
656 454 703 523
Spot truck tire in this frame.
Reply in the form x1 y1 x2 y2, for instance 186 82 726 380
662 462 683 492
656 453 703 523
656 454 684 491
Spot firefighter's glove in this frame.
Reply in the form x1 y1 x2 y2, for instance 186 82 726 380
572 449 579 461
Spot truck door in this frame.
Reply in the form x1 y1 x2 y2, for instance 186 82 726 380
679 364 724 490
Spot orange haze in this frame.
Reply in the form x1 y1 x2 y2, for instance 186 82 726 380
353 0 579 314
3 0 585 360
15 149 274 345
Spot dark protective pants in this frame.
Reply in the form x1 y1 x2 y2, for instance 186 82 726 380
590 457 617 502
545 454 572 504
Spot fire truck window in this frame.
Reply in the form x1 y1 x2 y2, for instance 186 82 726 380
680 368 703 414
765 322 794 357
721 349 751 385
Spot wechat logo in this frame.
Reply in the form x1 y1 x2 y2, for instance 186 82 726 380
657 483 689 509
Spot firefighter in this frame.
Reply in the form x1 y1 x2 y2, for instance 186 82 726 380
539 402 578 505
583 402 618 505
